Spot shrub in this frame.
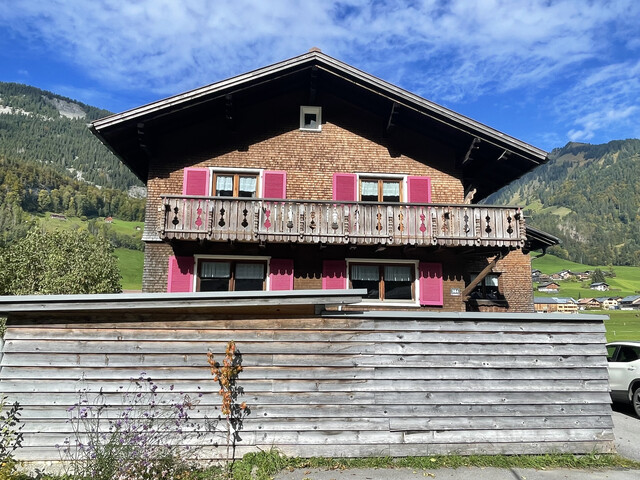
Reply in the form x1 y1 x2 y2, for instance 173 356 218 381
59 374 204 480
0 395 24 478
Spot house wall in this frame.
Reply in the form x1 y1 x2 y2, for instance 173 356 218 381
140 90 533 313
1 308 613 462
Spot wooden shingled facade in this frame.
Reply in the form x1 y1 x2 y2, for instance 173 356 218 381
0 292 614 463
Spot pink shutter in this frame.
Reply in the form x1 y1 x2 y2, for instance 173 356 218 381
262 171 287 199
269 258 294 291
407 176 431 203
322 260 347 289
332 173 357 201
167 256 194 292
419 262 443 306
183 168 210 196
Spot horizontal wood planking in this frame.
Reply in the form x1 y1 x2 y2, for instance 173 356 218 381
1 312 614 461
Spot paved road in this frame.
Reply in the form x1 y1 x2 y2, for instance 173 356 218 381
275 467 640 480
612 403 640 461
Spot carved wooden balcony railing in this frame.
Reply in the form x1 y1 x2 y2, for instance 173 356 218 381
159 196 526 248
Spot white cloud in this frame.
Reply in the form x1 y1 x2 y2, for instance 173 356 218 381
1 0 639 145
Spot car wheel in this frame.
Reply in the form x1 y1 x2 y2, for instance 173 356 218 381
634 387 640 418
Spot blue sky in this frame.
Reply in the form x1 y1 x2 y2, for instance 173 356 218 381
1 0 639 152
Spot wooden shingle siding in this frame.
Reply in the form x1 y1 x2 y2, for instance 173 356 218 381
1 311 613 461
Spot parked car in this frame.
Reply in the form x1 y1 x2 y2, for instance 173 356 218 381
606 341 640 416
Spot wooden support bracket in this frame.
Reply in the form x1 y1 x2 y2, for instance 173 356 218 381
461 253 502 300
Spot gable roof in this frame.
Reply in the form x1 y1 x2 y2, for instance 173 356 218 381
90 50 548 201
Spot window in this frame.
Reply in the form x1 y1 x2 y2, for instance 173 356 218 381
349 262 415 301
198 259 266 292
300 106 322 131
360 178 402 202
213 172 258 197
470 273 501 300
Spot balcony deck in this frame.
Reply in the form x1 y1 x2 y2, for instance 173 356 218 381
159 196 526 248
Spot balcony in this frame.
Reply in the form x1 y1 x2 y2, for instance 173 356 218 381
159 196 526 248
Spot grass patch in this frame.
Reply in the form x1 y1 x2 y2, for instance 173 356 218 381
10 450 640 479
604 310 640 342
115 247 144 291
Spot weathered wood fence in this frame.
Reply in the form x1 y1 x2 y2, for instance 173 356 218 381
0 293 614 462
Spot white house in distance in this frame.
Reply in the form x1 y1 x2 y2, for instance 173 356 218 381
590 282 609 292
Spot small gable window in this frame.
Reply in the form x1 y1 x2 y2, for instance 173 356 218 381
300 106 322 131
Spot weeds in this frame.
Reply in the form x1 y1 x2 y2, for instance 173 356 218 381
0 395 24 478
58 373 204 480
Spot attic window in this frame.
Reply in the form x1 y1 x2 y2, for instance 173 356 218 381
300 106 321 131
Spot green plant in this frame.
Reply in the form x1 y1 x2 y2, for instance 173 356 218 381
58 374 203 480
0 395 24 477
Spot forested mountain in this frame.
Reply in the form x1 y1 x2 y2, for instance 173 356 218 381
0 82 141 189
486 139 640 266
0 82 145 248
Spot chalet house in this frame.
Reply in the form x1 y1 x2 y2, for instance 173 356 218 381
597 297 620 310
537 282 560 293
90 50 557 313
577 297 601 310
590 282 610 291
619 294 640 310
2 51 614 463
534 297 579 314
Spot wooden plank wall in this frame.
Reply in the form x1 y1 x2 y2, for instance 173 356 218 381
0 311 614 462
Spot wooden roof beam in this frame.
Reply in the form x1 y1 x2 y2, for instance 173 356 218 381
308 66 318 104
385 102 400 136
461 137 481 166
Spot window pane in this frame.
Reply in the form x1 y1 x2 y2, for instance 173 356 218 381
385 281 412 300
361 181 378 201
486 274 499 287
351 264 380 281
201 261 231 278
382 181 400 202
238 176 257 197
235 263 265 279
304 113 317 128
384 265 411 282
216 175 233 196
235 278 264 291
200 278 230 292
351 279 380 299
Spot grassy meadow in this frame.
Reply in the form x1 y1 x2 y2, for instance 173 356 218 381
36 212 144 291
531 253 640 341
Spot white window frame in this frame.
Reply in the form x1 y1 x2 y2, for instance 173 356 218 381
300 106 322 132
194 254 272 291
346 258 420 307
355 173 407 202
208 167 263 197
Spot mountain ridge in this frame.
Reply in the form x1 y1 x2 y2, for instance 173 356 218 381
486 139 640 266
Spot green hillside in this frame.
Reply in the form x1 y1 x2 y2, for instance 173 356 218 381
0 82 141 189
532 253 640 299
487 139 640 267
0 82 146 290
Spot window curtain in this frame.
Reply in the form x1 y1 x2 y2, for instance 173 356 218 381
361 181 378 198
384 265 411 282
235 263 265 279
216 175 233 192
201 262 230 279
351 264 380 281
486 275 499 287
239 176 257 194
382 182 400 198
